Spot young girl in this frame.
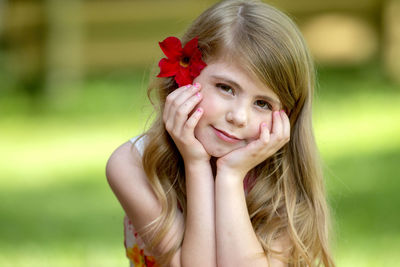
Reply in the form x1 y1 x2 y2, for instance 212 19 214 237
106 0 335 266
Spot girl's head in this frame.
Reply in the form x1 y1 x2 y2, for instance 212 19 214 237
156 0 315 157
182 0 314 126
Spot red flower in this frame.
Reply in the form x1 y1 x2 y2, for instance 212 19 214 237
157 36 207 87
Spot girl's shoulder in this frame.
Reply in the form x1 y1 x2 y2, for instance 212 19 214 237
106 135 163 236
106 135 148 182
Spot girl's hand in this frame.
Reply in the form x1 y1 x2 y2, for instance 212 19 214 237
216 110 290 179
163 83 210 163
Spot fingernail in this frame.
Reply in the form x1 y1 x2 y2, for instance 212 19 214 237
196 92 201 98
262 122 267 127
194 82 200 88
196 108 202 112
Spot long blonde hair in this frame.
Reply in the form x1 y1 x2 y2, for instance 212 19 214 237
138 0 335 266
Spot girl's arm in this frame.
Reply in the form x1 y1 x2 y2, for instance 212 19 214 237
107 142 216 267
163 83 216 266
181 160 215 267
215 171 289 267
106 141 185 266
215 111 291 267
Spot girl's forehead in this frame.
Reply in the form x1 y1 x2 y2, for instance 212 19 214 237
204 59 260 85
205 55 252 76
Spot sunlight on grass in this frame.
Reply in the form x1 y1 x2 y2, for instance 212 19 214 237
315 91 400 159
0 117 144 188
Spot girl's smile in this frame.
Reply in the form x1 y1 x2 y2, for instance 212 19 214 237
212 126 242 144
193 59 282 157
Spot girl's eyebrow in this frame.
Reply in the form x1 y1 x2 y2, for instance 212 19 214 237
211 74 281 106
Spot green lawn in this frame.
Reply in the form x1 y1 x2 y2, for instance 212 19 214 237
0 65 399 266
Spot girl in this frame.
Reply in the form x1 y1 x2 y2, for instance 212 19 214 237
106 0 335 266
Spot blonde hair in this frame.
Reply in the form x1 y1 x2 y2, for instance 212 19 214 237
138 0 335 266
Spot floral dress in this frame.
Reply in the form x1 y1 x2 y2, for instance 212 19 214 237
124 216 159 267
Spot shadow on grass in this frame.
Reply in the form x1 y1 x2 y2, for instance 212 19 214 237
0 168 124 249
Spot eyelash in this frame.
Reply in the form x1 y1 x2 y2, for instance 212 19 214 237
216 83 272 111
216 83 233 94
255 100 272 110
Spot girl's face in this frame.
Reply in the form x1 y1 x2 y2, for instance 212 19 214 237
193 59 282 157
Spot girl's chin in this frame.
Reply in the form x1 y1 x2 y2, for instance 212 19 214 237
204 146 234 158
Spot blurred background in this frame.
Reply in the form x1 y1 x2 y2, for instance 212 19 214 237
0 0 399 266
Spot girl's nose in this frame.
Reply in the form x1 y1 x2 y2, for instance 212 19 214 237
226 107 247 127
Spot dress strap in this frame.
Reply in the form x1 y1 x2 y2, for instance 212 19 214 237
129 135 147 156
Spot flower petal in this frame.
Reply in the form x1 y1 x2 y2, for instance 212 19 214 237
175 67 192 87
182 37 199 57
157 58 179 77
159 37 183 60
189 51 207 77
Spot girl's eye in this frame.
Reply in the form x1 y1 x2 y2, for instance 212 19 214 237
255 100 272 110
216 83 234 94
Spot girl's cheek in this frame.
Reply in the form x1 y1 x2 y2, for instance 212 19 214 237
196 93 213 114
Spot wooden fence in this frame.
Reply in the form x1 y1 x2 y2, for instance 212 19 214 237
1 0 399 93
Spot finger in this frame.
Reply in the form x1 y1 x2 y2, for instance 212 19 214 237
271 111 283 138
168 83 194 99
280 110 290 142
169 83 200 115
251 122 271 151
238 122 270 158
259 122 271 144
164 83 201 123
184 107 203 133
163 84 192 122
173 91 203 133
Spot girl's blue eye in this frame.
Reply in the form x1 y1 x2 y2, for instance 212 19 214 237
216 83 233 94
255 100 272 110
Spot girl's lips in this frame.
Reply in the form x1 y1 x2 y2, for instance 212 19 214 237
212 126 241 144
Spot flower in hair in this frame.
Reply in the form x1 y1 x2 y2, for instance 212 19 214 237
157 36 207 87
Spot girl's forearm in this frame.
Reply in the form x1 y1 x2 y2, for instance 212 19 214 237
215 172 269 267
181 161 216 267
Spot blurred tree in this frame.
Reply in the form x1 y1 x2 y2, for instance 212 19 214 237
44 0 83 98
2 0 47 103
383 0 400 83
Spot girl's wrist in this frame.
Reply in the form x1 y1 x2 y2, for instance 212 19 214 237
215 169 246 187
184 159 211 168
184 159 212 172
216 166 246 181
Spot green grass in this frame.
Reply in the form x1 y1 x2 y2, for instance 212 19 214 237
0 64 399 266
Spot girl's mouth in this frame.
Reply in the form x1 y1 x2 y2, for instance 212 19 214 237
212 126 242 144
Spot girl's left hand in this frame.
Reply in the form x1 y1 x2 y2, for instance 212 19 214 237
216 110 290 179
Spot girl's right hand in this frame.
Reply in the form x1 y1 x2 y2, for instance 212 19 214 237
163 83 210 163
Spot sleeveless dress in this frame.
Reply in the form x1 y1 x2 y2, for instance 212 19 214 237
124 136 160 267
